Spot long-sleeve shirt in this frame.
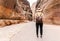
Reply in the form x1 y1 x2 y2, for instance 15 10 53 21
34 12 44 22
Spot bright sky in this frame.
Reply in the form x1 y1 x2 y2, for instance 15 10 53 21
27 0 37 6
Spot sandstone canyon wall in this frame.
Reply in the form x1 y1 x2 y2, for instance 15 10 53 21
0 0 32 27
36 0 60 25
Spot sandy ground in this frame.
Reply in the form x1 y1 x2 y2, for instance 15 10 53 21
0 21 60 41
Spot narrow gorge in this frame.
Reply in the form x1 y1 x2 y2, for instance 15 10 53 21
0 0 32 27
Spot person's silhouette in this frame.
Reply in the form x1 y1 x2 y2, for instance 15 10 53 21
36 14 43 38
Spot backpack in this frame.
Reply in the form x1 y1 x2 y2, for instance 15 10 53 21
36 16 42 23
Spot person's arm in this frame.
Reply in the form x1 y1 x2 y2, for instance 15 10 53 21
41 13 45 18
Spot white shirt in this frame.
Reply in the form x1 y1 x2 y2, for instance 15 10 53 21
34 12 44 21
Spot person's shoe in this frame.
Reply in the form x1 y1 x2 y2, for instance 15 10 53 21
37 35 39 38
40 35 42 38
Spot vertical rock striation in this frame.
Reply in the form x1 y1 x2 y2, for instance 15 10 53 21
36 0 60 25
0 0 32 27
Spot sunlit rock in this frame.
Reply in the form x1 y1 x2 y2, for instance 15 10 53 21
36 0 60 25
0 0 32 27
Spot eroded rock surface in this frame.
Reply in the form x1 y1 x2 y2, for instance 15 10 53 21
0 0 32 27
36 0 60 25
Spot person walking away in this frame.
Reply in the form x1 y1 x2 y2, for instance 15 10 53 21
36 14 43 38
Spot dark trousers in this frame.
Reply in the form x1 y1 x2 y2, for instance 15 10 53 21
36 23 43 37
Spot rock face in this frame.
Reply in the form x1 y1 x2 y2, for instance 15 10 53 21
0 0 32 27
31 2 37 20
36 0 60 25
